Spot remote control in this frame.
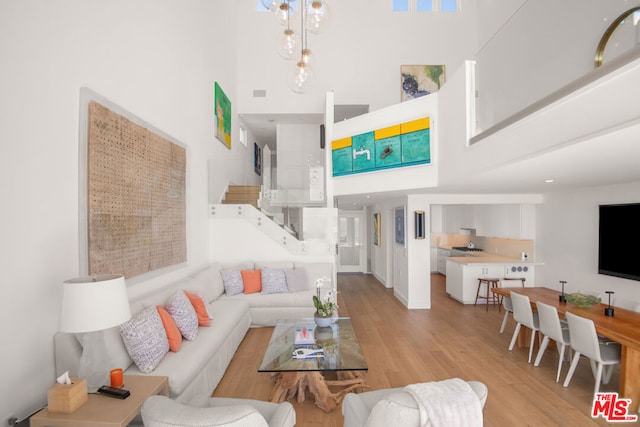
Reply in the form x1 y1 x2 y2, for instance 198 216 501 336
97 385 130 399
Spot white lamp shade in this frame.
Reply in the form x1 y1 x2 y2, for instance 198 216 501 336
60 274 132 333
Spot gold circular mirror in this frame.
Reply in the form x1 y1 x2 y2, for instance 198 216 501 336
594 7 640 68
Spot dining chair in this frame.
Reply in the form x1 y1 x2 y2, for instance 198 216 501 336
508 292 540 363
498 278 525 333
533 301 571 382
562 312 621 395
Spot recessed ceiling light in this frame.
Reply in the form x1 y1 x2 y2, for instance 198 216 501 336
545 179 554 183
365 195 371 199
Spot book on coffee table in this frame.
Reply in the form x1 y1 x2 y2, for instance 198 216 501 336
294 327 315 345
292 344 324 359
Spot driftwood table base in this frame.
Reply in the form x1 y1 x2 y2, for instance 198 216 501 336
269 371 368 412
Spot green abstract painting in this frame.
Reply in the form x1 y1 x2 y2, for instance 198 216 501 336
215 82 231 149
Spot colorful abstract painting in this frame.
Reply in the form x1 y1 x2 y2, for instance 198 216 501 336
215 82 231 149
373 212 381 246
401 65 446 102
254 142 262 176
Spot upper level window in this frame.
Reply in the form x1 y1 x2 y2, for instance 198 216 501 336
393 0 410 12
440 0 457 12
257 0 299 12
393 0 458 12
416 0 433 12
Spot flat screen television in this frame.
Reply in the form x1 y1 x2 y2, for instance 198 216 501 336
599 203 640 281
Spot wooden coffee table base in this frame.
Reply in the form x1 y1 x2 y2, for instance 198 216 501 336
268 371 368 412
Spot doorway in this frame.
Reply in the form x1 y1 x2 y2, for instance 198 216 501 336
337 210 367 273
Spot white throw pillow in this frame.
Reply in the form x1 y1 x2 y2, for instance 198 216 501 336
189 263 224 303
285 268 309 292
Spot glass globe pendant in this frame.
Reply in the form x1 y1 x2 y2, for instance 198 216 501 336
287 61 315 94
301 47 312 65
277 28 300 60
307 0 331 34
277 2 293 26
261 0 281 12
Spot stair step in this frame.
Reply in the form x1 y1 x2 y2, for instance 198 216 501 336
224 193 260 201
222 200 259 208
227 185 261 194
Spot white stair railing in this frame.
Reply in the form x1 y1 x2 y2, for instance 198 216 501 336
209 204 336 257
210 204 299 255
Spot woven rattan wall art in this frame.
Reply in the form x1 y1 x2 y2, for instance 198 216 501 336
84 94 186 279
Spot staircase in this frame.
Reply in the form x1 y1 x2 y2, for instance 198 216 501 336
222 185 261 208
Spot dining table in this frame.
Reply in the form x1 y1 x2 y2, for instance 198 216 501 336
492 286 640 411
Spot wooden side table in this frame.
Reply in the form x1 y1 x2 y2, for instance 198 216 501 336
30 375 168 427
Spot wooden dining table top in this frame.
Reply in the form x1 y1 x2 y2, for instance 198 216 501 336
492 286 640 352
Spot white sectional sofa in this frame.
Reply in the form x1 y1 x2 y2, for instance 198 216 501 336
54 260 333 404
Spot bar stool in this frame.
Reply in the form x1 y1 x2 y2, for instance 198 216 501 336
475 278 500 311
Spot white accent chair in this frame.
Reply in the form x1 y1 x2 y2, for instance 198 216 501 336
562 312 621 395
498 278 525 333
141 395 296 427
342 379 488 427
508 292 540 363
533 301 571 382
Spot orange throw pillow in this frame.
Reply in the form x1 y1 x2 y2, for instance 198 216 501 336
241 269 262 294
184 291 211 327
156 306 182 352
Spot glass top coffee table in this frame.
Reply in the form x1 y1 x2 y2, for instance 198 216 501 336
259 318 368 412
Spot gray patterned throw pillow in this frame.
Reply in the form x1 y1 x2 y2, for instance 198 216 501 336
221 268 245 296
166 290 199 341
261 268 288 294
120 307 169 374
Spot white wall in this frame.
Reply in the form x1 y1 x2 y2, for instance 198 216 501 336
537 181 640 309
0 0 243 420
276 123 324 194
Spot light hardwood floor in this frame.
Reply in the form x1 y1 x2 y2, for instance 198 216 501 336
213 273 620 426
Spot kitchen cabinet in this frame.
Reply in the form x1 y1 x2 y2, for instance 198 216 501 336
445 260 536 304
461 205 475 229
430 248 438 272
474 205 508 238
519 204 536 240
474 204 536 239
433 203 536 239
458 264 506 304
445 260 463 300
442 205 461 234
437 248 451 275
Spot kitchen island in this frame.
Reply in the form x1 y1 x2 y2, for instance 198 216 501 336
445 255 543 304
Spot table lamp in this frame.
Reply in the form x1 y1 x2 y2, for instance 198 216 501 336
60 274 131 391
559 281 567 303
604 291 615 317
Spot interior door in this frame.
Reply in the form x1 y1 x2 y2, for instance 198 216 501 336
337 210 367 273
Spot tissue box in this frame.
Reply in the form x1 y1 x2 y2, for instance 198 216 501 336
47 377 88 413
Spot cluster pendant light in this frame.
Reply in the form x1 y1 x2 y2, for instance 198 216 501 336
263 0 331 94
